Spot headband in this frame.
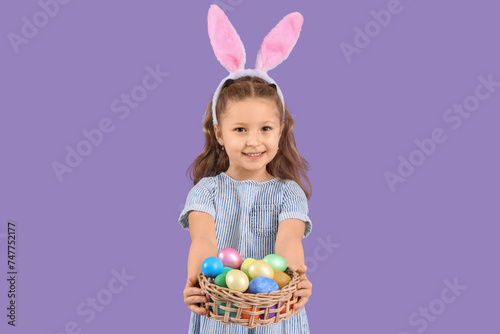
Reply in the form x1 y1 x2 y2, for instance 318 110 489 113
207 5 304 125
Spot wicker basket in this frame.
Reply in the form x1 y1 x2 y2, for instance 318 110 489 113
198 267 300 328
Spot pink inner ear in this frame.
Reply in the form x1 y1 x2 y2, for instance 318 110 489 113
256 12 303 72
208 5 245 73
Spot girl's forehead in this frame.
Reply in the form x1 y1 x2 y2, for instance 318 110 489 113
224 98 280 124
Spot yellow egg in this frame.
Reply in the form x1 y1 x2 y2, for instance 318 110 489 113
248 260 274 279
273 270 292 289
240 258 256 277
225 269 249 292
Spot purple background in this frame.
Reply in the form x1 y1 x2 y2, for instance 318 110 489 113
1 0 499 333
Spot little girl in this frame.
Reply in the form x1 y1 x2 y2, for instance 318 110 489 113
178 5 312 333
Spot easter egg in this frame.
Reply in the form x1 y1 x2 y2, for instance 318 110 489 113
280 298 292 314
263 254 287 272
240 258 256 277
218 248 243 269
273 270 292 289
202 257 223 278
260 304 278 319
217 302 238 318
241 307 259 320
248 260 274 279
222 267 233 273
226 269 249 292
248 276 279 294
214 272 228 288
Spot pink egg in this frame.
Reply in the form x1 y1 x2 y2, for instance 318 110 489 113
218 248 243 269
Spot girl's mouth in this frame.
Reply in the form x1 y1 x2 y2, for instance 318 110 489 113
243 151 265 159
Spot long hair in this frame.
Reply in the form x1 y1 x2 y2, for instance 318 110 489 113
186 76 312 200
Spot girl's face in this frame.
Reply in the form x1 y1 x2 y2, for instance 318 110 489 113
214 97 284 181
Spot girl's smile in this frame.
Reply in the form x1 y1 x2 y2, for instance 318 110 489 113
243 151 265 158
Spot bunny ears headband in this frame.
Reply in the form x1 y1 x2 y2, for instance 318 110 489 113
207 5 304 125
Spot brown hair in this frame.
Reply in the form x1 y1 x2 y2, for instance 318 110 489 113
186 76 312 200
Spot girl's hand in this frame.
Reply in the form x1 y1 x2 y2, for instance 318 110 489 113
183 275 208 316
292 264 312 315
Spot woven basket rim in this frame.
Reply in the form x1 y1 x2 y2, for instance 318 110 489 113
199 266 298 296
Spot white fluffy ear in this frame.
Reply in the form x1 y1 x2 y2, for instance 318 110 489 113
255 12 303 73
207 5 246 73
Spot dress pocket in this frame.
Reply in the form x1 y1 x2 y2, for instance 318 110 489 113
250 204 279 237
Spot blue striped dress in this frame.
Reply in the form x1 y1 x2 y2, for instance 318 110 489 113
178 172 312 334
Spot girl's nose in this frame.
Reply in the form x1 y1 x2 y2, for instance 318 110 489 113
246 132 261 146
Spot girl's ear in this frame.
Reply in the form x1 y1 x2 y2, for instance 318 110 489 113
213 124 223 145
255 12 304 73
208 5 247 73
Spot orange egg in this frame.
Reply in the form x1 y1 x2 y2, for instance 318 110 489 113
280 298 293 314
241 307 259 320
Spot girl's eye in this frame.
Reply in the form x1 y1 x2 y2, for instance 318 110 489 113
234 127 272 132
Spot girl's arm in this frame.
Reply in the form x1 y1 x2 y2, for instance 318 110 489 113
187 211 218 281
275 218 312 314
275 218 306 270
183 211 218 316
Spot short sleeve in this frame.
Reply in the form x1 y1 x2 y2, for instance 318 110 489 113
278 180 312 238
178 177 216 231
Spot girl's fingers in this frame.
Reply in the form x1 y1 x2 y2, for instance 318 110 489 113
186 295 208 305
185 295 209 316
186 276 200 287
189 304 207 316
293 296 309 311
296 264 308 274
296 280 312 290
291 274 312 315
293 305 303 315
293 289 311 299
184 287 205 298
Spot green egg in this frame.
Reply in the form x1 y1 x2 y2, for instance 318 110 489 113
218 302 238 318
263 254 287 272
214 272 228 288
222 267 233 273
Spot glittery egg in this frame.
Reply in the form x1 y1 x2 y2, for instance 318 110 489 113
218 248 243 269
226 269 249 292
248 276 279 294
202 257 223 278
214 272 228 288
240 258 257 277
263 254 287 272
248 260 274 279
273 270 292 289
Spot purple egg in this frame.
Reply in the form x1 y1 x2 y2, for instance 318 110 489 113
260 304 278 319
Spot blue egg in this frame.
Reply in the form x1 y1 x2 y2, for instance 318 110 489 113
202 257 224 278
248 277 279 294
